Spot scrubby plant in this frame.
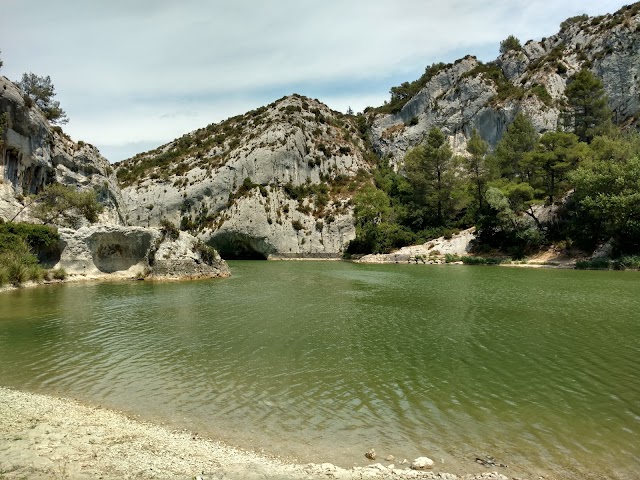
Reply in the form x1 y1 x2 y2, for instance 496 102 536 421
500 35 522 54
159 219 180 241
575 258 611 270
194 241 219 266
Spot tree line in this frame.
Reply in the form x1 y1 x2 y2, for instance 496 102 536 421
348 68 639 259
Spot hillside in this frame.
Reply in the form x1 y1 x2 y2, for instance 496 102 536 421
370 3 640 164
111 3 640 260
0 75 124 224
115 95 375 258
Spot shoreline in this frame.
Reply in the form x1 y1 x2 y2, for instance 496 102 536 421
0 386 510 480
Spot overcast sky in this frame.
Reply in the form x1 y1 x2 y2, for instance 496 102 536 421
0 0 630 162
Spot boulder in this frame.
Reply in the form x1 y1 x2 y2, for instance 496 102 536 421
57 224 229 280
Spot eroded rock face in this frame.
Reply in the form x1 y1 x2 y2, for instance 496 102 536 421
57 225 229 279
0 76 125 224
370 7 640 166
117 96 367 257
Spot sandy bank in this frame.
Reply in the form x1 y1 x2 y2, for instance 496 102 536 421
0 387 510 480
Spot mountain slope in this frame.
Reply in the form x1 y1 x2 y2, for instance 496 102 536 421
115 95 375 258
370 3 640 165
113 3 640 259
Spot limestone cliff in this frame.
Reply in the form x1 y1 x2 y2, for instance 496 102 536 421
1 75 230 280
57 225 229 280
112 5 640 259
0 75 125 224
370 4 640 165
115 95 373 258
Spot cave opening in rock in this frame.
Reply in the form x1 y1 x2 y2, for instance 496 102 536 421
208 232 273 260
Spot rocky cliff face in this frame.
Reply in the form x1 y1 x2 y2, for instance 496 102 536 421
1 75 230 279
115 95 373 258
0 75 125 224
57 225 229 279
111 4 640 259
370 4 640 165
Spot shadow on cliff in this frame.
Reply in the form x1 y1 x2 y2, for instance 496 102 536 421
208 232 274 260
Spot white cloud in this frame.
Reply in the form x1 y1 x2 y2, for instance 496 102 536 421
0 0 630 161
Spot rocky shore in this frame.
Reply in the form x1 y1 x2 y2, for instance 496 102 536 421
0 387 513 480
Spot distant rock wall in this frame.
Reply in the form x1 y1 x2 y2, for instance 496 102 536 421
370 7 640 166
118 96 369 257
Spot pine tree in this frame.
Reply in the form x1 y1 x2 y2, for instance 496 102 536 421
18 73 68 124
493 113 539 180
564 69 612 143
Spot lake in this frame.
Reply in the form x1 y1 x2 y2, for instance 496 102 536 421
0 261 638 479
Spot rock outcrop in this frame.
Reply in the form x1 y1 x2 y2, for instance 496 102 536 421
369 5 640 166
57 225 229 280
116 95 373 258
0 75 125 224
357 228 476 264
1 75 229 281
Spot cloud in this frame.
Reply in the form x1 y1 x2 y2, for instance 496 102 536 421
0 0 630 161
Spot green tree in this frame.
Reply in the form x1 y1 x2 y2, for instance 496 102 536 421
493 113 539 180
500 35 522 54
564 69 612 143
31 184 103 227
405 128 459 225
568 154 640 253
465 129 490 212
476 186 543 258
18 73 68 124
348 185 415 254
526 131 588 204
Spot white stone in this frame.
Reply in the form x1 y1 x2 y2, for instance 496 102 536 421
410 456 435 470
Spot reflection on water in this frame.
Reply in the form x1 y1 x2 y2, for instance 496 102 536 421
0 262 639 479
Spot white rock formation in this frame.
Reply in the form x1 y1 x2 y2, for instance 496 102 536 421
57 225 229 279
410 457 435 470
117 96 369 257
357 228 476 264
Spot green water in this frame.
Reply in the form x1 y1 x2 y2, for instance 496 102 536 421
0 262 638 478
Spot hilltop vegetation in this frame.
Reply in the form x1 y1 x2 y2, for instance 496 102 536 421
350 67 640 261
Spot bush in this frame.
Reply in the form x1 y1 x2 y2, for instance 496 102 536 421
461 256 504 265
500 35 522 54
194 241 219 266
613 256 640 270
159 219 180 241
444 253 461 263
575 258 611 270
0 239 43 286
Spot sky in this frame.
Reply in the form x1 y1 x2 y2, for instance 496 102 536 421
0 0 631 163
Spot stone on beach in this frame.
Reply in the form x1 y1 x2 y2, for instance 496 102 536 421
410 456 434 470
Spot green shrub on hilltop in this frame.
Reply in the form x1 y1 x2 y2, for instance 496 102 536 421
499 35 522 54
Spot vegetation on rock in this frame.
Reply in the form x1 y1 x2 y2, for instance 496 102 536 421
18 73 68 124
0 220 60 287
30 184 103 227
499 35 522 54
